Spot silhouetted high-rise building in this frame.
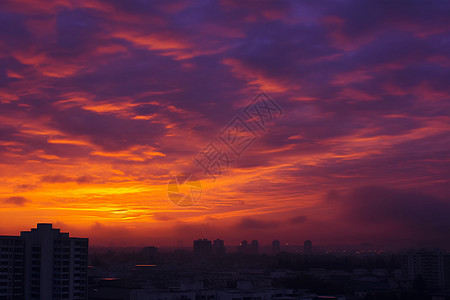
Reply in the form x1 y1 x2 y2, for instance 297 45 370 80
0 236 24 298
304 240 312 255
213 239 226 256
402 249 450 289
193 239 212 256
0 223 88 300
272 240 280 254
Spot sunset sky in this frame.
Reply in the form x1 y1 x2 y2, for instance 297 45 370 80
0 0 449 248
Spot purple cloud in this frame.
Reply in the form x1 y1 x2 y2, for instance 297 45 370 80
4 196 29 206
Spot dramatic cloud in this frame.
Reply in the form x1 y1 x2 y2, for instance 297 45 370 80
0 0 448 247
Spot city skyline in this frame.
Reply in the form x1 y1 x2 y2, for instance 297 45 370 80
0 0 449 249
0 223 441 252
4 223 446 299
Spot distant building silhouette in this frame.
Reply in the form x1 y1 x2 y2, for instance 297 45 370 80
402 249 450 289
237 240 258 254
193 239 212 257
213 239 226 256
272 240 280 254
304 240 312 255
237 240 247 254
0 223 88 299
